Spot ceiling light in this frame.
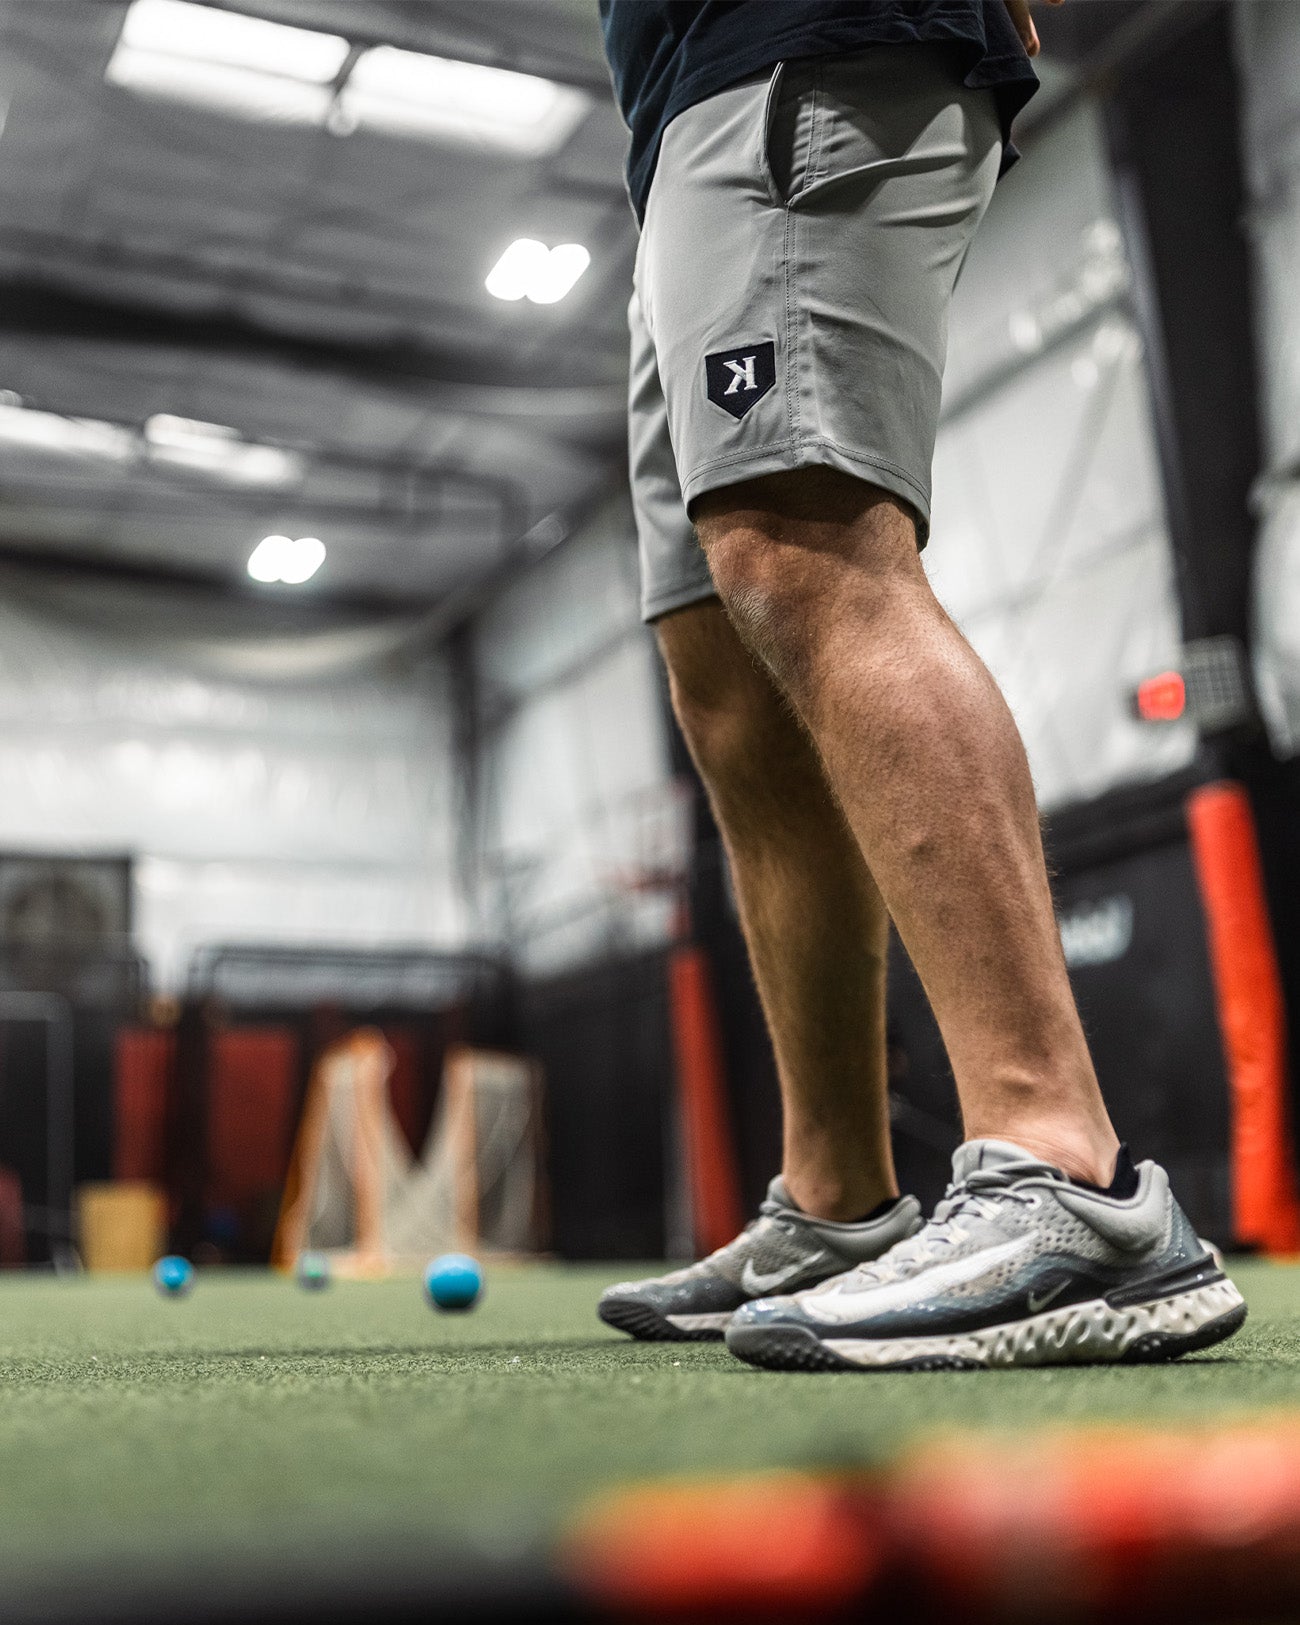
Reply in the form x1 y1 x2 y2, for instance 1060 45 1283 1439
119 0 348 78
107 0 348 124
105 4 588 155
144 414 301 487
147 413 238 449
0 402 135 460
339 47 588 155
486 240 590 304
107 52 333 123
247 534 325 585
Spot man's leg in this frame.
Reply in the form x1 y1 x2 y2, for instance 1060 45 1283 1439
695 467 1119 1185
657 600 896 1222
597 588 924 1342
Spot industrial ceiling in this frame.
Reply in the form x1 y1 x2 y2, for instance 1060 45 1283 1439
0 0 634 608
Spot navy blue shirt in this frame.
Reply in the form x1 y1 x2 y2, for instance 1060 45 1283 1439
599 1 1039 220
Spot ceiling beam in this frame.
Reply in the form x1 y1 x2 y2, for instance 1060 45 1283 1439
0 534 427 614
198 0 618 96
0 274 624 400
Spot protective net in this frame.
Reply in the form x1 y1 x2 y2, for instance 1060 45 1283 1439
272 1031 546 1271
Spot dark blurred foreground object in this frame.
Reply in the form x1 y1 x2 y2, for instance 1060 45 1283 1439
14 1421 1300 1624
563 1421 1300 1623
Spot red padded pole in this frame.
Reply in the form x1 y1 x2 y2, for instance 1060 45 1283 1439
1186 781 1300 1253
667 944 745 1255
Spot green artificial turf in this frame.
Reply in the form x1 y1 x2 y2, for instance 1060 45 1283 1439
0 1260 1293 1586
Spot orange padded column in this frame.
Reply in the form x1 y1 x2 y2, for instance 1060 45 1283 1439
1186 781 1300 1253
667 944 745 1255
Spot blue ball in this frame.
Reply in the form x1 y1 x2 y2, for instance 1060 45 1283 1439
153 1255 194 1297
296 1251 331 1291
424 1253 483 1312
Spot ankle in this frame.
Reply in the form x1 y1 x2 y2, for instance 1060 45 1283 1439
782 1166 898 1223
967 1121 1121 1186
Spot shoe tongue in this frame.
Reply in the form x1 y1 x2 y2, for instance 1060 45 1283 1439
951 1138 1059 1183
766 1175 797 1211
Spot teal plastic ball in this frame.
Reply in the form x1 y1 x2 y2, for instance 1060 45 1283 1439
153 1255 194 1297
296 1251 331 1291
424 1253 483 1312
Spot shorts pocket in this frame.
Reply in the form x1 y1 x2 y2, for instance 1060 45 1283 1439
760 60 822 207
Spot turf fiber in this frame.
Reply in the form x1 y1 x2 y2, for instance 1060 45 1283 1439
0 1259 1291 1587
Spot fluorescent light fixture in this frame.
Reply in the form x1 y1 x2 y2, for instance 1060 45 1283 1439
107 0 348 124
144 414 301 487
486 239 590 304
0 400 300 486
119 0 348 77
106 3 587 155
107 50 333 123
339 47 588 155
247 534 325 585
0 402 135 461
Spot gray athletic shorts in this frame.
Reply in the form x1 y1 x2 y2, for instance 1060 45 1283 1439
628 46 1002 622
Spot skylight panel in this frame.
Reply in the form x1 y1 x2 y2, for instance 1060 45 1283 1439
105 6 588 156
144 415 302 487
0 403 135 461
118 0 348 82
107 0 348 124
338 47 589 155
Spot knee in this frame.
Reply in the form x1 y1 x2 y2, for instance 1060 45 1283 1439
701 524 825 693
692 468 927 688
657 603 795 787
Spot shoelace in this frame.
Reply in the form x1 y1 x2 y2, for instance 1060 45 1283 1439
826 1164 1048 1291
932 1164 1051 1226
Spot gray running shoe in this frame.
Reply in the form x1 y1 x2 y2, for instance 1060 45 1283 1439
597 1179 923 1342
726 1140 1246 1371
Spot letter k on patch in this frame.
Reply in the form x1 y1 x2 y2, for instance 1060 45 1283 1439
705 341 776 419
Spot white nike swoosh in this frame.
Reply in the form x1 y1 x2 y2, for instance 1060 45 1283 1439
740 1254 826 1295
806 1236 1034 1326
1027 1280 1068 1314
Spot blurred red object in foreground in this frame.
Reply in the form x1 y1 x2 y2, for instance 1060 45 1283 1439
563 1420 1300 1622
563 1469 883 1619
894 1423 1300 1621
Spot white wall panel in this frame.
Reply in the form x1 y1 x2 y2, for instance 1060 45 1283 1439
931 102 1194 810
472 502 680 974
1236 0 1300 754
0 575 464 986
475 500 644 704
1253 488 1300 757
945 101 1121 407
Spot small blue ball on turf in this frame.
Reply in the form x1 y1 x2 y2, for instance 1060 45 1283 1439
153 1255 194 1297
296 1251 331 1291
424 1253 483 1312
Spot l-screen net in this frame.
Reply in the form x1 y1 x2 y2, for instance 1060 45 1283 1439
272 1032 546 1272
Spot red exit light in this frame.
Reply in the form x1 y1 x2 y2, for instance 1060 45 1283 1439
1135 670 1186 722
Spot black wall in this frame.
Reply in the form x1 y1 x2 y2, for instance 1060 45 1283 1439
515 949 673 1260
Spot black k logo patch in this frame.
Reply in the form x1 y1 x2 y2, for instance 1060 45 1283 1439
705 341 776 419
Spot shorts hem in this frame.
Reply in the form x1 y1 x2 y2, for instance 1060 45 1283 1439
641 574 719 625
680 438 932 543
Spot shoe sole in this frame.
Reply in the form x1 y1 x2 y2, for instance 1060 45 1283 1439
598 1297 731 1342
726 1278 1247 1372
